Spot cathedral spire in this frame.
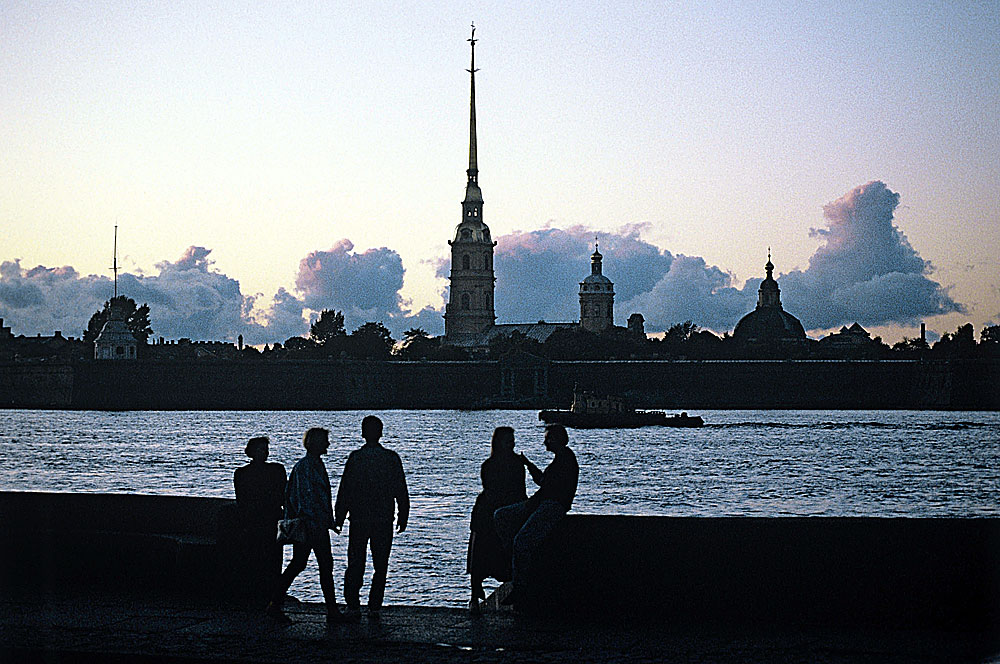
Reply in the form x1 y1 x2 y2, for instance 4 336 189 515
466 23 479 187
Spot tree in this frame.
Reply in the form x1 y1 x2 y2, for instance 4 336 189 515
662 321 700 345
83 296 153 344
284 336 317 352
310 310 346 345
348 322 395 359
395 328 437 360
981 325 1000 345
892 336 929 354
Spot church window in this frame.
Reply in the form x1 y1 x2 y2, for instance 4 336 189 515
607 304 613 317
462 254 470 270
473 209 478 216
116 346 124 356
462 293 470 310
462 228 471 239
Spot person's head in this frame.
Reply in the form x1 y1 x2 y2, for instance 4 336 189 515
361 415 383 443
245 436 269 461
302 427 329 455
543 424 569 452
490 426 515 456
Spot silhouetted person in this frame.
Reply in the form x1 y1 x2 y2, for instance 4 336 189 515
269 427 347 624
494 424 578 609
467 426 526 614
233 436 286 601
334 415 409 621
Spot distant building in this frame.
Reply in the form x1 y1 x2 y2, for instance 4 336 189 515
94 299 137 360
819 323 872 349
579 245 614 333
444 26 496 342
732 253 807 346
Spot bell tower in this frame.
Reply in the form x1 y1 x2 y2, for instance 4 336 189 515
579 243 615 333
444 24 496 340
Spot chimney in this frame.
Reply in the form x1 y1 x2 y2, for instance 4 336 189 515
920 323 926 343
238 334 244 351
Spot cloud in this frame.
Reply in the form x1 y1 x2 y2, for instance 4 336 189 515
0 260 109 336
293 239 443 337
0 247 306 344
452 224 747 332
437 182 962 335
777 181 964 329
484 224 674 324
1 181 963 342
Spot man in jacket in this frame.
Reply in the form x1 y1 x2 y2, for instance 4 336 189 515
494 424 579 609
334 416 409 620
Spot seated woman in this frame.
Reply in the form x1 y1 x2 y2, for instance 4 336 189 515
467 426 526 614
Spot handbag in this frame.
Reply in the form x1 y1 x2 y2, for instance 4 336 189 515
276 517 308 545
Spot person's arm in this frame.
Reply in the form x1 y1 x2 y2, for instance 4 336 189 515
395 456 409 533
333 457 351 533
521 453 544 486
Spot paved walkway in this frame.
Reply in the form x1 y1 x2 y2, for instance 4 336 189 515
1 593 997 663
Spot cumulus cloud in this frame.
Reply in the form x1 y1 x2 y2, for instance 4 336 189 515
0 240 443 344
0 247 306 344
0 261 109 336
444 224 747 331
430 182 962 335
293 239 443 336
482 224 673 324
778 181 963 329
1 181 963 342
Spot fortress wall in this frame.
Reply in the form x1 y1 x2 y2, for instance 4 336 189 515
1 358 998 410
0 362 73 408
548 360 989 410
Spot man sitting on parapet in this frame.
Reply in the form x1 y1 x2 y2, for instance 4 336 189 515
494 423 579 609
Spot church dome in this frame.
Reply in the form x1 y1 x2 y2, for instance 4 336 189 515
732 253 806 343
733 306 806 342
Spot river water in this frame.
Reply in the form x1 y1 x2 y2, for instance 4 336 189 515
2 409 998 607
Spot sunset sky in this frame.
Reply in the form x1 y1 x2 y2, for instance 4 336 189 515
3 1 998 344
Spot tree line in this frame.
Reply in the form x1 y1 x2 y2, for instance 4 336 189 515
79 299 1000 362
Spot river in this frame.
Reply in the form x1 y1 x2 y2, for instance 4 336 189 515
2 408 998 607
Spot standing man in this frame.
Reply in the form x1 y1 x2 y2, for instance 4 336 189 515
494 424 578 609
334 415 409 621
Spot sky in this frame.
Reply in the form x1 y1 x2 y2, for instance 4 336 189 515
2 1 998 344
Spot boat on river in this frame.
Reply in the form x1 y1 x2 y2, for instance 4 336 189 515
538 389 704 429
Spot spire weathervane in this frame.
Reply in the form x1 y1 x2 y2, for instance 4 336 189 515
111 224 119 299
466 23 479 180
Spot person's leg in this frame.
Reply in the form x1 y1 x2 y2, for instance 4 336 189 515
493 501 531 555
510 500 566 600
311 530 338 610
343 522 369 610
367 522 394 612
271 541 310 605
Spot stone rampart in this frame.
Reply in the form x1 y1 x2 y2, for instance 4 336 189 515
0 358 997 409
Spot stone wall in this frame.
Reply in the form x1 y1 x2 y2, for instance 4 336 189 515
1 358 998 410
528 515 1000 629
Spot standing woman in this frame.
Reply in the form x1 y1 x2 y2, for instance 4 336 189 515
467 426 526 613
234 436 286 602
268 427 346 624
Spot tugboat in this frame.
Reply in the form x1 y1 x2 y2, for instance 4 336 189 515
539 388 703 429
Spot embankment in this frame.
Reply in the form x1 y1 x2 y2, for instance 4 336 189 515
1 491 997 630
